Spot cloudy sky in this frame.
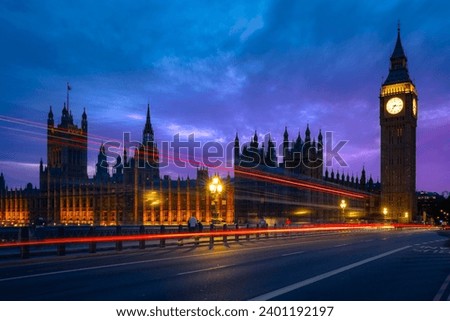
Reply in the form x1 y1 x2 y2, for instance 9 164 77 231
0 0 449 193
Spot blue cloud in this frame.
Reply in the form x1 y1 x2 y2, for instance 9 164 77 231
0 0 449 192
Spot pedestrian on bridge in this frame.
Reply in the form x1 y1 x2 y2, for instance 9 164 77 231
188 216 197 232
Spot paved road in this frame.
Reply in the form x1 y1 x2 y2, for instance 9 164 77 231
0 229 449 300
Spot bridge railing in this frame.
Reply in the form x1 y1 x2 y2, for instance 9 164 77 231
0 223 434 259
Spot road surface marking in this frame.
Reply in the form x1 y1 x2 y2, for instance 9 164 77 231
177 265 231 276
0 238 339 282
332 244 348 248
0 257 184 282
249 245 411 301
281 251 305 257
0 231 412 283
433 273 450 301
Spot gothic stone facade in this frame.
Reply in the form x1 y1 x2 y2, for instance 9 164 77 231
0 105 234 226
233 128 379 224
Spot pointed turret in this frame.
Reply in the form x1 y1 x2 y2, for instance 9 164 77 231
234 132 240 166
360 166 367 190
250 130 258 150
143 104 154 144
283 127 290 163
81 107 88 133
47 106 54 127
305 124 311 142
317 129 324 164
48 105 54 119
294 131 302 151
95 143 109 182
0 172 5 192
61 102 70 127
368 175 374 191
265 134 277 167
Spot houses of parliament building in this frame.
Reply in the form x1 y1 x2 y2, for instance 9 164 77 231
0 28 417 226
0 100 377 226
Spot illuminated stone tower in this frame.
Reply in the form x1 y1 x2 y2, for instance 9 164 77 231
42 86 88 190
380 26 417 222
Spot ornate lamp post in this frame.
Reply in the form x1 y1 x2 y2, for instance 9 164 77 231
383 207 388 223
209 174 223 223
340 199 347 223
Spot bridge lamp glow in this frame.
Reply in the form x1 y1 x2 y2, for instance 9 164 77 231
209 175 223 194
209 175 224 222
340 200 347 222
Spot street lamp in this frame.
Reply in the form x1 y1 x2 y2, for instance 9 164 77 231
383 207 388 223
209 174 223 222
340 199 347 223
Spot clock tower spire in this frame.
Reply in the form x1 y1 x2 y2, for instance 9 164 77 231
380 26 417 223
384 25 411 86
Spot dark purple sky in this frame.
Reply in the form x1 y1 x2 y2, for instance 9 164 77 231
0 0 449 193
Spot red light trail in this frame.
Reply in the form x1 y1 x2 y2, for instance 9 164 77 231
0 224 434 248
235 167 370 199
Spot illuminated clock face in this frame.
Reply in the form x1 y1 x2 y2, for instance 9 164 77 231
386 97 404 115
413 98 417 116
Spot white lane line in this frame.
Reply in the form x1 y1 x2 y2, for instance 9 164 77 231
0 231 410 283
177 265 231 276
281 251 305 257
0 238 335 283
433 273 450 301
249 246 411 301
0 256 180 282
332 244 348 248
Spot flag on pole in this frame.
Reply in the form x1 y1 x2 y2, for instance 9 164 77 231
66 82 71 112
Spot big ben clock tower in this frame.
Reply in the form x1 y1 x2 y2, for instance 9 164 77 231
380 26 417 223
